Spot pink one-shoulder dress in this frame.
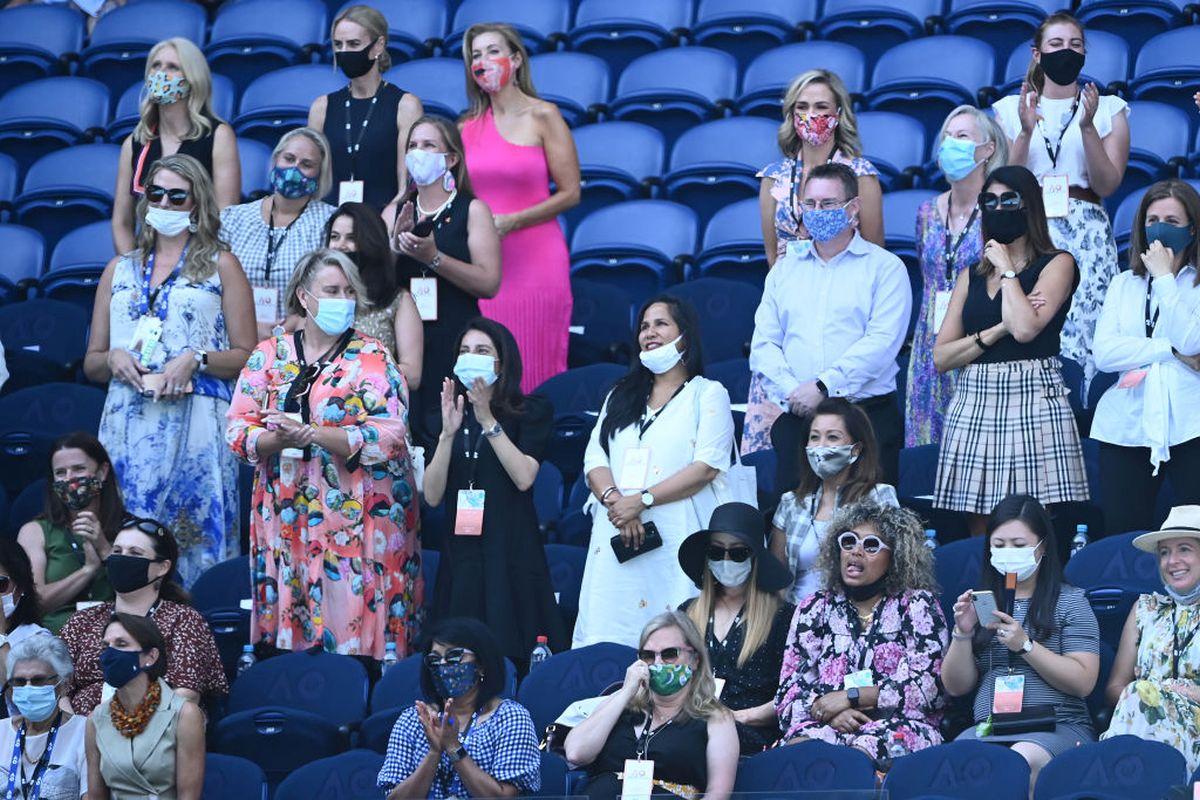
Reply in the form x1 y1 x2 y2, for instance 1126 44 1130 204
462 108 572 392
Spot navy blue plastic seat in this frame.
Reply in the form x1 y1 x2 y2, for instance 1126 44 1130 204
1118 101 1190 209
534 461 565 535
817 0 944 69
15 143 120 252
0 298 89 391
275 748 384 800
610 48 738 145
192 554 252 678
238 138 273 201
333 0 447 62
445 0 570 54
0 224 43 303
42 220 111 309
1033 735 1187 800
705 358 750 407
884 189 938 265
529 52 611 128
858 111 927 190
516 641 637 732
697 197 768 288
358 707 400 754
0 383 106 496
735 740 877 792
0 77 109 174
80 0 207 94
933 537 984 625
0 5 84 96
1111 186 1144 262
571 200 698 302
1131 27 1200 114
569 121 664 230
370 652 518 714
570 0 694 75
108 74 237 143
945 0 1064 67
212 708 347 790
6 480 43 533
1065 529 1162 647
421 547 439 611
665 278 758 363
384 59 467 120
739 41 867 118
535 363 626 484
227 650 369 728
539 751 572 797
663 117 778 227
883 740 1031 800
568 277 634 368
545 543 585 622
693 0 818 68
206 0 327 91
202 753 268 800
0 152 16 221
999 29 1129 96
1078 0 1190 51
234 65 345 147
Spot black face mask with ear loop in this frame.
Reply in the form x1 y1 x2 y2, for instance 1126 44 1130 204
1039 48 1085 86
335 44 376 79
106 554 161 594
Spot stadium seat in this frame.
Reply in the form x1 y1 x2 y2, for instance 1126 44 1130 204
883 189 939 265
80 0 208 94
0 5 84 96
665 278 758 363
516 641 637 732
234 65 346 147
1130 27 1200 114
534 460 565 535
817 0 944 69
535 363 626 484
0 298 89 392
0 77 109 174
1077 0 1190 52
540 750 572 797
1033 736 1187 800
569 0 694 75
933 537 984 624
545 543 585 623
529 52 611 128
6 480 43 533
1065 530 1161 648
735 740 877 792
570 200 699 302
567 277 634 368
15 143 121 251
108 74 238 143
192 555 252 678
0 224 44 303
445 0 571 54
705 359 751 413
945 0 1064 66
202 753 268 800
238 138 273 201
569 121 665 230
742 447 778 505
384 59 467 120
332 0 447 62
663 117 779 226
610 48 739 144
275 748 384 800
882 740 1031 800
358 707 400 754
999 29 1130 96
370 652 518 714
41 220 111 309
1111 186 1143 261
858 111 927 191
206 0 328 92
739 41 868 118
421 547 439 611
1115 101 1190 213
692 0 818 68
0 152 16 221
696 198 769 288
227 650 369 729
211 708 347 790
0 383 106 496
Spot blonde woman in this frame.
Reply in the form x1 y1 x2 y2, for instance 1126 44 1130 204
565 611 738 800
112 37 241 253
85 154 255 586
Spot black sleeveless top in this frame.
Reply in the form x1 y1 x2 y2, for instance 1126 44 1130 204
324 82 406 210
585 710 709 799
962 252 1078 363
129 115 220 196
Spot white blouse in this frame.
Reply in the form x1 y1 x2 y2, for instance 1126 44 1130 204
993 92 1129 188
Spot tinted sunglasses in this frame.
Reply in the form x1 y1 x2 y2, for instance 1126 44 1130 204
425 647 474 667
979 191 1023 212
121 515 169 539
146 184 191 206
837 531 892 555
637 646 693 664
8 676 58 688
706 544 753 563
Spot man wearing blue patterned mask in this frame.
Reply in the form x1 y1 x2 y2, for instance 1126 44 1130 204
750 162 912 491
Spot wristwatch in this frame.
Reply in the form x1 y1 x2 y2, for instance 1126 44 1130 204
447 745 468 763
640 491 655 509
847 687 861 709
428 252 442 271
1020 637 1034 655
1002 270 1017 280
482 422 503 439
192 349 208 369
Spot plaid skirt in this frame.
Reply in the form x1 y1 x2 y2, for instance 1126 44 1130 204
933 357 1090 514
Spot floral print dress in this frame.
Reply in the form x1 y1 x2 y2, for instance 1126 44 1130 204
775 589 949 761
226 331 422 659
1103 593 1200 773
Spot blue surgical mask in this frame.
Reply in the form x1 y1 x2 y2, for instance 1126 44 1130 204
11 684 58 722
802 204 852 243
431 662 479 698
453 352 498 387
938 136 982 182
305 291 356 336
1146 222 1194 255
270 165 318 199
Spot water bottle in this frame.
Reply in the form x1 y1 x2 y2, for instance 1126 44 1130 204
1070 524 1089 559
530 635 552 669
236 644 256 677
382 642 399 675
885 732 907 769
923 529 939 551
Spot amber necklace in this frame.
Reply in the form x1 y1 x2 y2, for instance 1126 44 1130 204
110 680 161 739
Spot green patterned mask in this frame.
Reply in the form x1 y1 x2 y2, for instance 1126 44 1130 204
648 663 693 696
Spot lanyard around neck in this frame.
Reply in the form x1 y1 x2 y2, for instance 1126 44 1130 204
6 713 62 800
1144 279 1160 338
639 380 688 439
343 81 386 179
942 198 980 282
264 198 310 281
139 244 189 321
1037 94 1080 170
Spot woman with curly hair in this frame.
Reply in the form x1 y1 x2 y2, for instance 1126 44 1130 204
775 502 949 763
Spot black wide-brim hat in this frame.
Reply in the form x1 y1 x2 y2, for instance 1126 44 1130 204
677 502 793 592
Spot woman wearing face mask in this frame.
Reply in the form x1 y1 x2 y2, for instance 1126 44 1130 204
17 433 121 634
932 165 1089 536
991 12 1130 401
776 502 948 763
943 495 1099 788
1103 506 1200 772
308 5 424 213
84 154 255 586
575 297 734 649
59 517 227 716
677 503 794 755
378 618 539 799
85 614 205 800
219 127 337 339
459 23 579 393
0 542 51 684
565 611 738 800
767 398 898 604
0 636 88 799
1091 180 1200 535
422 318 565 664
393 115 502 449
905 107 1009 448
111 37 241 253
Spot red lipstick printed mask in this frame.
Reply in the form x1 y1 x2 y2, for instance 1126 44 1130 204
473 55 514 94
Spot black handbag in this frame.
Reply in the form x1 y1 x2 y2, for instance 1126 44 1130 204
990 704 1057 735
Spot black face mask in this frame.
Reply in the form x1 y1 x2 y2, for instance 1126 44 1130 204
842 574 888 602
983 208 1028 245
335 45 376 79
1039 48 1085 86
106 554 159 594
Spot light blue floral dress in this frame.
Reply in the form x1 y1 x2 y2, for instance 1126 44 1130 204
98 254 239 586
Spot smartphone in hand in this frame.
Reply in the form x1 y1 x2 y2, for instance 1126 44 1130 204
972 590 999 627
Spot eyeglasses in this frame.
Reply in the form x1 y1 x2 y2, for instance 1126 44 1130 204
799 198 851 212
145 184 191 207
425 647 475 667
837 531 892 555
979 191 1023 212
0 576 11 594
8 676 58 688
121 515 169 539
637 646 693 664
706 544 753 563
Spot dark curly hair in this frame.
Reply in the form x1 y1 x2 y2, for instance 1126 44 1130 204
817 501 938 597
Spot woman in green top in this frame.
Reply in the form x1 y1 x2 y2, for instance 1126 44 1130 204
17 432 121 632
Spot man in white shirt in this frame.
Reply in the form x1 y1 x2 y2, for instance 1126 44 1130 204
750 163 912 487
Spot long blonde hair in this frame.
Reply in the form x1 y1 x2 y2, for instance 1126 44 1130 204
685 558 781 669
628 612 728 722
133 154 227 283
1024 12 1086 94
777 69 862 158
133 38 218 145
332 5 391 73
462 23 538 120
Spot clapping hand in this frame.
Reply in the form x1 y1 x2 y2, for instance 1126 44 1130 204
1018 83 1043 135
415 699 461 753
1078 82 1100 131
439 378 465 438
465 377 496 426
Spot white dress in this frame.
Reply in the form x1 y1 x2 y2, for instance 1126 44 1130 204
571 377 734 648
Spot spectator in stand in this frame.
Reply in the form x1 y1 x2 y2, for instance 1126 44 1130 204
112 37 241 253
745 68 885 456
750 163 910 490
1092 181 1200 534
1104 506 1200 773
84 154 254 586
220 127 337 339
565 611 738 800
992 11 1129 399
944 495 1099 789
308 5 424 213
906 106 1009 447
574 296 734 649
932 165 1089 536
422 318 565 665
776 503 949 763
85 613 205 800
0 541 51 681
768 398 898 604
60 518 228 716
393 115 502 450
678 502 794 755
378 618 540 799
460 23 579 392
226 248 421 660
17 433 119 634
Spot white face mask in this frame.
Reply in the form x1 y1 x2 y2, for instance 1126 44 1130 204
1 592 15 619
639 335 684 375
991 545 1042 582
405 149 449 187
145 206 192 237
708 558 752 588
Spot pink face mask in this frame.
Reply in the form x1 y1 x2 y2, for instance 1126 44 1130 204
793 112 839 147
472 55 514 94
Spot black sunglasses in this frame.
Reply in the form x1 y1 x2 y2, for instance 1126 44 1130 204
637 646 693 664
979 191 1023 212
146 184 191 206
425 647 474 667
706 544 753 563
121 515 169 539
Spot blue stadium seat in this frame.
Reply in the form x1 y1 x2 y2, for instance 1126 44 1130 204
238 138 273 201
6 480 43 534
534 461 565 535
515 641 637 732
738 41 868 118
212 708 347 790
421 547 439 611
665 278 758 363
610 48 738 144
191 555 252 678
535 363 626 484
1065 529 1162 647
80 0 208 94
571 200 699 302
0 224 43 303
883 740 1031 800
1130 27 1200 114
202 753 268 800
42 220 111 309
234 65 345 147
0 383 106 496
945 0 1064 66
15 143 121 252
567 277 634 368
108 74 238 143
0 5 84 96
227 650 369 728
705 358 751 412
333 0 447 62
0 77 110 174
663 117 779 226
529 52 611 128
693 0 818 69
697 197 769 288
742 447 778 505
275 749 384 800
1078 0 1190 52
1111 186 1143 261
999 29 1130 96
735 740 877 792
206 0 328 92
0 152 16 222
1033 736 1187 800
539 750 572 797
933 537 984 624
569 121 665 230
370 652 518 713
446 0 571 54
884 189 939 265
384 59 467 120
545 543 585 622
570 0 694 75
1118 101 1190 207
817 0 944 69
858 111 927 190
0 299 88 392
358 707 400 754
